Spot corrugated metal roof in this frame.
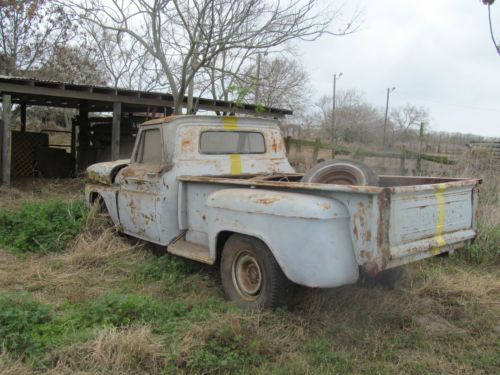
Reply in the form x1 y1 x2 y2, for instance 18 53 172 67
0 75 292 117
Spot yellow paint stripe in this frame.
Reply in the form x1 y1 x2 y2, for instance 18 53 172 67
229 154 242 175
223 116 238 130
432 183 447 255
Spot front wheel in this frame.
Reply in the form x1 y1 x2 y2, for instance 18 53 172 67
220 234 294 309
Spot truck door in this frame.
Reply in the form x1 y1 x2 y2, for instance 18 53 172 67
117 126 164 243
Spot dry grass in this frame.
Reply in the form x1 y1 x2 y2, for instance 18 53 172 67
0 178 84 211
0 204 146 306
0 168 498 374
48 325 166 375
0 353 31 375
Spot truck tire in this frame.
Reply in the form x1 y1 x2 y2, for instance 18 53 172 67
220 234 294 309
302 159 378 186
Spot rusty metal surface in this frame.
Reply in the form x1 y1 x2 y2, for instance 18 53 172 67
86 159 130 185
167 239 214 264
85 115 480 289
178 175 385 194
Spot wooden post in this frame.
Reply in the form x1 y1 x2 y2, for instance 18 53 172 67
111 102 121 161
20 102 27 132
2 94 12 185
77 100 90 171
399 146 406 175
78 100 90 147
70 118 76 174
296 138 302 154
416 122 424 174
312 137 321 163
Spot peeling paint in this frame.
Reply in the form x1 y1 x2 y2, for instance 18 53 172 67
84 115 480 289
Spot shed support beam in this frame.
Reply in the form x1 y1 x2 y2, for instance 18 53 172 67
2 94 12 185
70 119 76 174
78 100 90 148
20 102 27 132
112 102 121 161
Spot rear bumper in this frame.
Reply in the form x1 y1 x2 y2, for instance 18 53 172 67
384 228 476 269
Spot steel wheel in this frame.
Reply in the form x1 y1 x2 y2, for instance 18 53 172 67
232 251 263 300
302 159 378 186
220 234 294 309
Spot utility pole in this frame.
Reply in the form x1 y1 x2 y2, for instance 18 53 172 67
255 53 261 105
383 87 396 148
331 72 342 159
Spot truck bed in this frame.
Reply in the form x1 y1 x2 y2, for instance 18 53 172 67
178 174 480 274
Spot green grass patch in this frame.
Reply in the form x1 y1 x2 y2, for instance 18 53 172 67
70 292 190 328
302 339 353 373
0 200 88 254
462 224 500 265
0 294 66 357
177 323 271 374
134 254 193 283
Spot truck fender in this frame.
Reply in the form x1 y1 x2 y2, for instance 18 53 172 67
206 188 359 288
84 184 120 225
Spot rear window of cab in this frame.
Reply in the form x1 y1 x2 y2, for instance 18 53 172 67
199 131 266 154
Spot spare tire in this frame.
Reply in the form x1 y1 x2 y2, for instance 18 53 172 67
301 159 378 186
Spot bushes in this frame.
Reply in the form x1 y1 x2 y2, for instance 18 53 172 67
0 200 87 254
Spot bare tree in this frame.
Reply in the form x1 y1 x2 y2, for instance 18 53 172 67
315 90 384 145
32 45 108 84
0 0 73 75
64 0 359 114
390 104 428 145
85 26 159 90
252 56 309 110
207 54 310 114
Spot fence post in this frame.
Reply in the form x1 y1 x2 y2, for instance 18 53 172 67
399 146 406 175
312 137 321 163
296 138 302 154
416 122 424 174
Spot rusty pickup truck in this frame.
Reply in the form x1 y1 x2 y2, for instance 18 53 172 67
85 115 480 308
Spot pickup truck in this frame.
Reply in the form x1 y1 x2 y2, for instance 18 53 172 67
85 115 480 308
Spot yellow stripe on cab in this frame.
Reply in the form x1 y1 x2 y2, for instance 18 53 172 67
223 116 238 130
230 154 242 175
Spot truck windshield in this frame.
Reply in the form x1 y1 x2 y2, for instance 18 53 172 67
199 131 266 154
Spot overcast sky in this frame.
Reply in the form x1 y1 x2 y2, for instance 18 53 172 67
297 0 500 137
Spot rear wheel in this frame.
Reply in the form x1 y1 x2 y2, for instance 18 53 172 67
220 234 294 309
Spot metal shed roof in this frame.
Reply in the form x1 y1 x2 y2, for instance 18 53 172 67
0 76 293 117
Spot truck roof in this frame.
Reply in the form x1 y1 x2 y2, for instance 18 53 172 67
141 115 280 128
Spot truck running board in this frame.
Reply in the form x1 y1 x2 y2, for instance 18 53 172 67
167 239 214 265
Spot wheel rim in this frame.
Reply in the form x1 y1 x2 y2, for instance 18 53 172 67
305 163 366 185
232 251 263 300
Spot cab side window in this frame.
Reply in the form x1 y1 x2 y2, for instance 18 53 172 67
134 129 162 164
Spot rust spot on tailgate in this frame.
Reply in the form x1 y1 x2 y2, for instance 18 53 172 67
377 189 392 268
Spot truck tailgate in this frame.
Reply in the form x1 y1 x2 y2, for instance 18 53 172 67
385 181 479 267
